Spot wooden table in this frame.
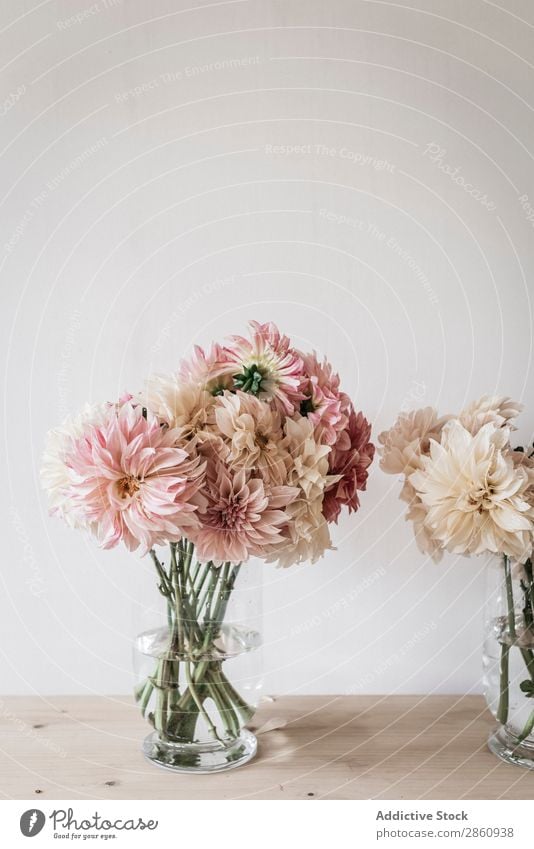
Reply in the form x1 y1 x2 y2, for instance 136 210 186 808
0 694 532 800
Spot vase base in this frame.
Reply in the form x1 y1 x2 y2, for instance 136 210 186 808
142 729 258 773
488 728 534 770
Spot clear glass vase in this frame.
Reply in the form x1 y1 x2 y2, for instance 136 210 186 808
133 541 263 773
483 553 534 769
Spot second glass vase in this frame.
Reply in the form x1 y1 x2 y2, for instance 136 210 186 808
483 553 534 769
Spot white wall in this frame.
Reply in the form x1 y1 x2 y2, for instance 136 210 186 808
1 0 533 697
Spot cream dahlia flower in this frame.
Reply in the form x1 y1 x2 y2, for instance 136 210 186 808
511 449 534 507
378 407 449 476
213 390 289 485
139 373 213 436
410 420 534 560
267 417 338 567
459 395 522 436
400 481 443 562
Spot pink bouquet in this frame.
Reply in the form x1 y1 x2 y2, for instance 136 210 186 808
41 321 375 770
42 320 375 568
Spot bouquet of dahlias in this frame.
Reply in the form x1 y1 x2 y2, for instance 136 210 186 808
379 396 534 759
378 396 534 562
42 321 374 766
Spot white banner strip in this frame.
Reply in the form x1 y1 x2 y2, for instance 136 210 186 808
1 799 530 848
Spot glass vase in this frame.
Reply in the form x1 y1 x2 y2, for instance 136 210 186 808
483 553 534 769
133 540 263 773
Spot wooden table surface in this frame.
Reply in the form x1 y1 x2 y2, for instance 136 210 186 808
0 694 533 800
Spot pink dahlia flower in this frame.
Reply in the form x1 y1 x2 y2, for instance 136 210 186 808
178 342 234 394
41 402 112 531
299 351 349 445
189 459 297 565
322 408 375 523
226 320 305 414
60 402 206 553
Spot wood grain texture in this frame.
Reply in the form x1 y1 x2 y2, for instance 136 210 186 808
0 695 532 800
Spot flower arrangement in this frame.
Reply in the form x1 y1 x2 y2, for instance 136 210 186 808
379 396 533 561
379 396 534 764
41 320 375 770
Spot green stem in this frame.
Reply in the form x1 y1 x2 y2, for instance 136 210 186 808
193 561 212 608
520 648 534 682
143 541 251 744
205 677 237 737
166 598 174 635
497 556 514 725
516 708 534 746
524 559 534 618
497 555 534 727
504 556 517 640
215 665 255 722
181 540 194 586
216 564 241 630
497 643 510 724
135 679 154 718
197 563 219 623
185 660 222 742
149 549 172 599
187 560 202 594
152 658 168 737
170 546 185 654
